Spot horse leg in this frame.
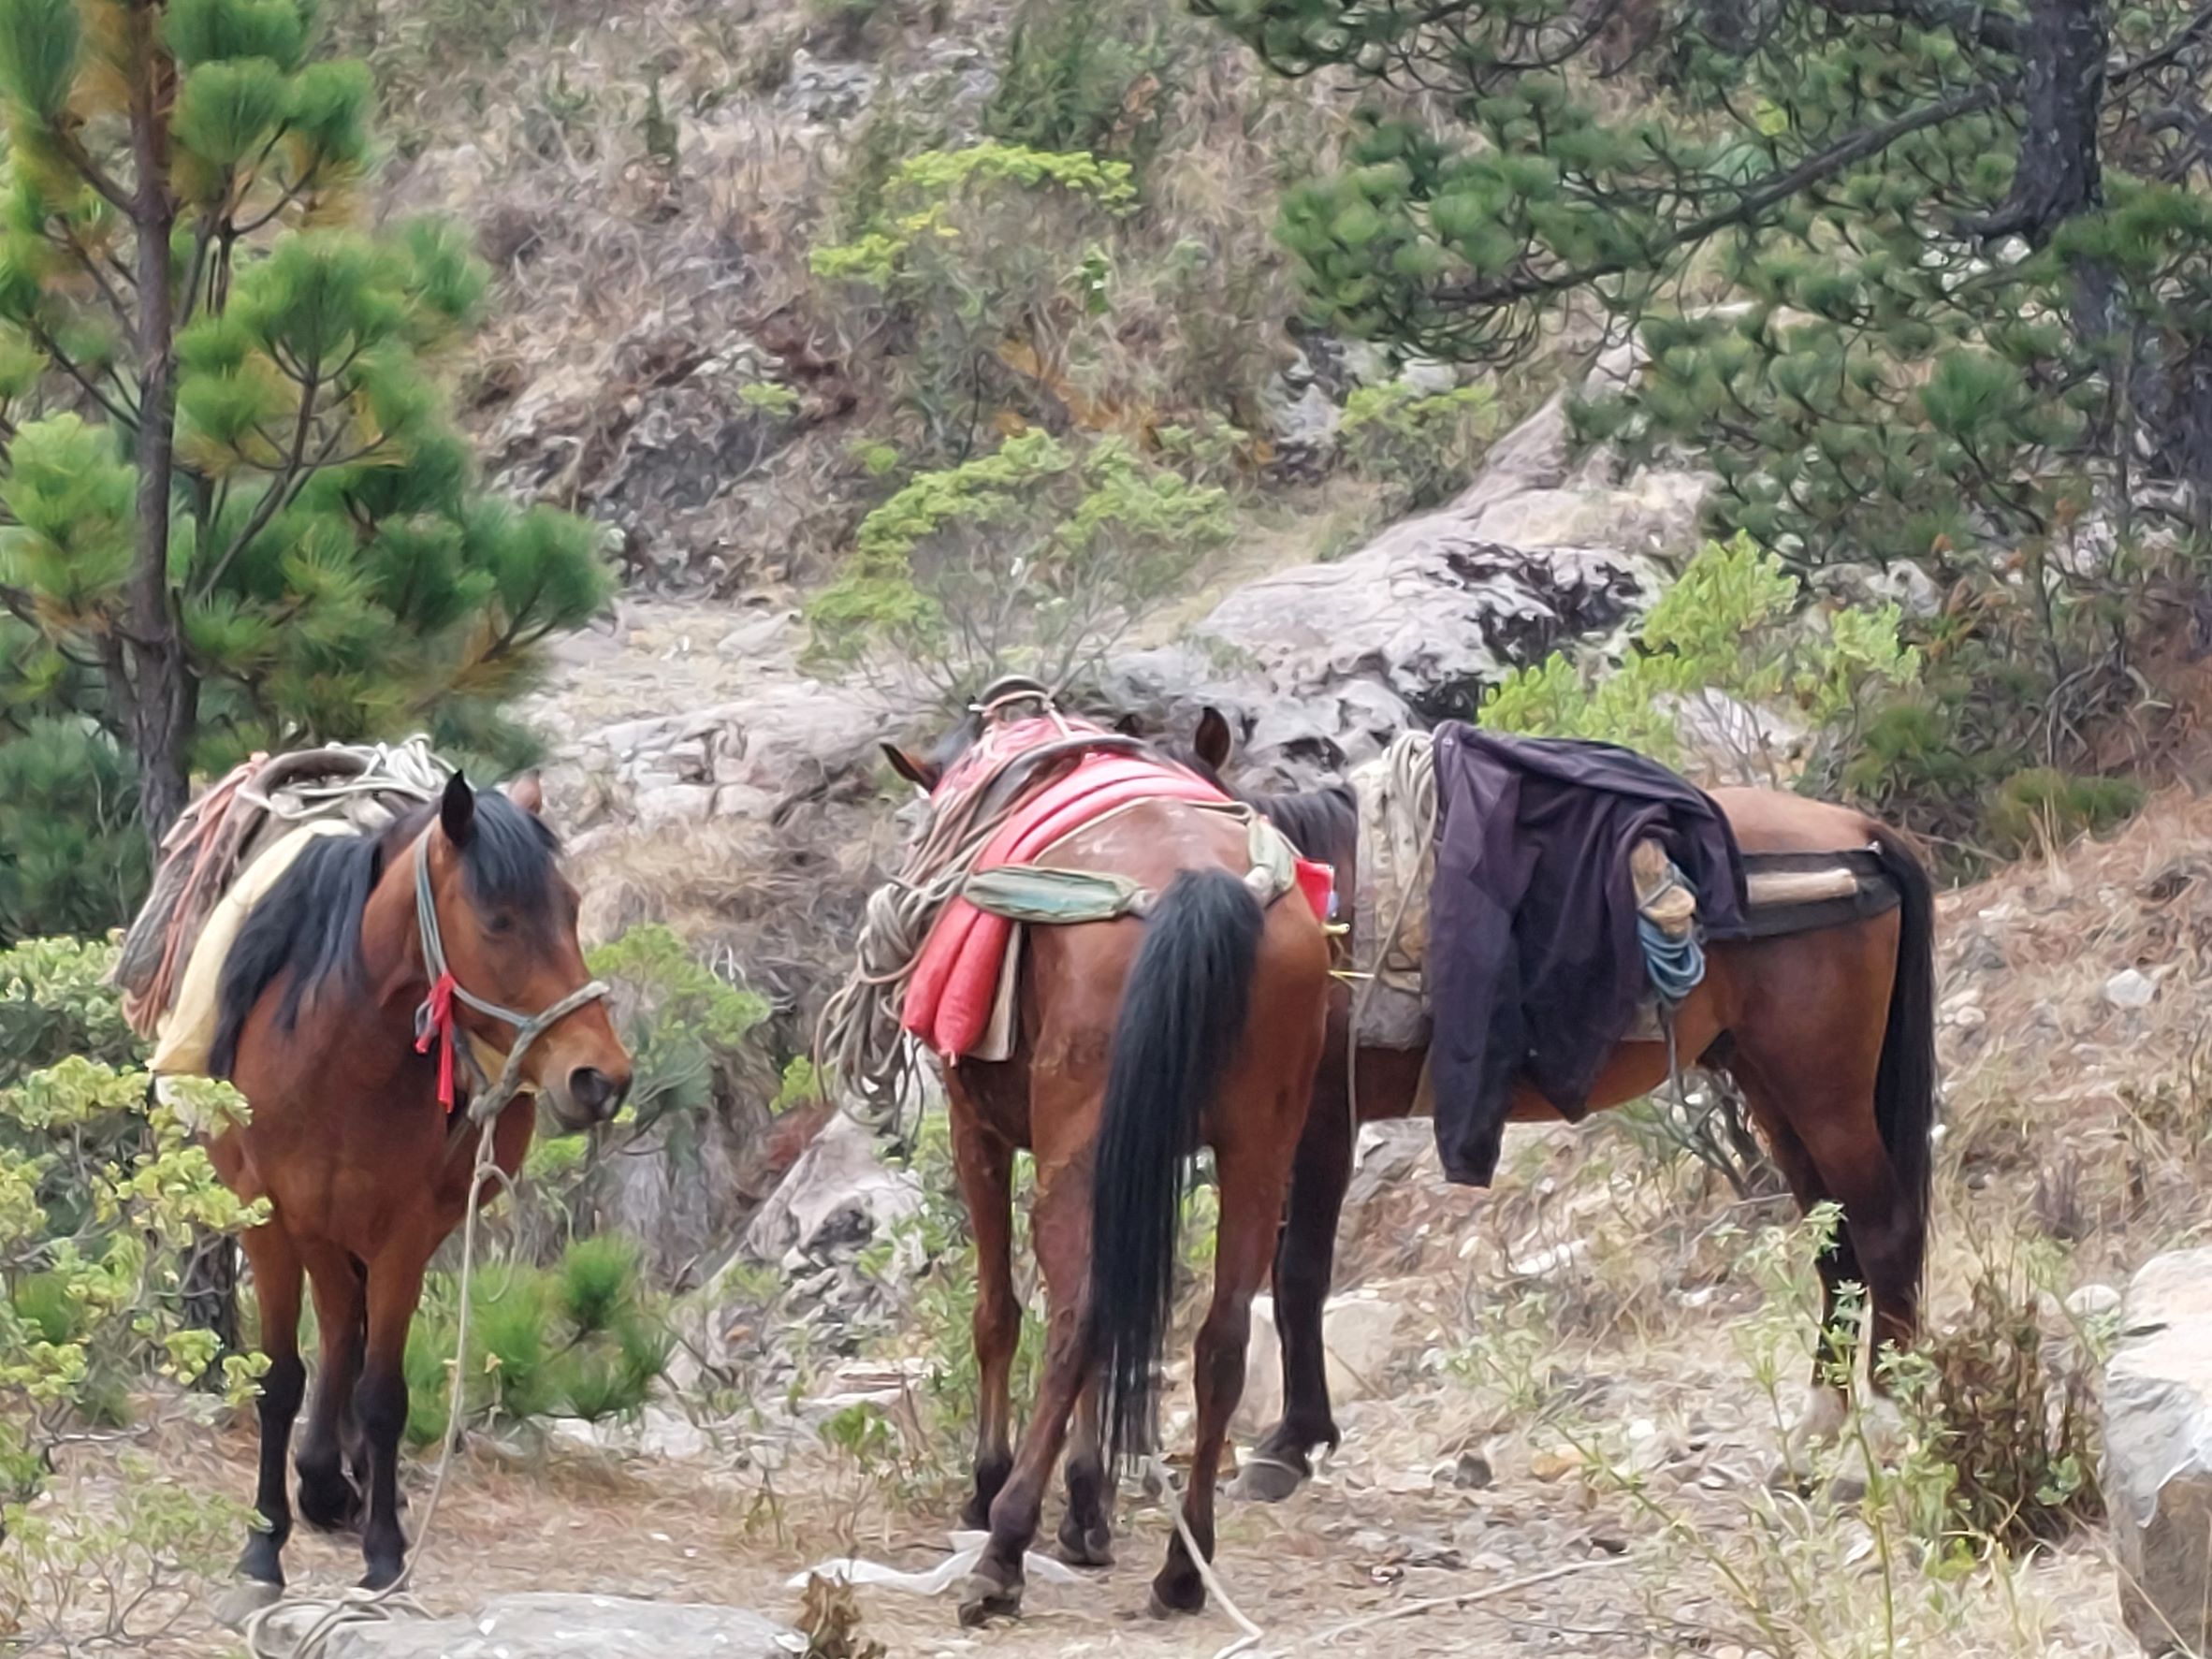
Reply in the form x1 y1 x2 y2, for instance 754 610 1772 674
949 1095 1018 1530
294 1244 367 1533
1055 1375 1115 1568
959 1104 1096 1627
355 1247 429 1591
1735 1042 1923 1450
1151 1128 1297 1617
1240 1043 1352 1505
235 1222 305 1593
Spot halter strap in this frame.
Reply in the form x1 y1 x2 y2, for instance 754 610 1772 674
411 832 610 1123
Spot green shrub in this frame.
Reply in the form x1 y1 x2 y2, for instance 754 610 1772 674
812 142 1139 458
1339 377 1502 512
401 1240 671 1448
1481 534 1921 784
587 924 768 1140
983 0 1185 165
1983 767 2144 858
0 938 261 1640
809 429 1232 700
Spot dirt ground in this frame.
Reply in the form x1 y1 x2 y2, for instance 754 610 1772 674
40 1186 2140 1659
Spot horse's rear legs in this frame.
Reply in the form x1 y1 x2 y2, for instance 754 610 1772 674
1242 1049 1353 1505
1736 1053 1924 1460
948 1101 1018 1529
295 1244 367 1532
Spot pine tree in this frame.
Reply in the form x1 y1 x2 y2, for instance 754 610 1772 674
0 0 610 867
1202 0 2212 574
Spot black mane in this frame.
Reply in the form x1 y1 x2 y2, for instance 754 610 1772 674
209 787 560 1079
1167 737 1360 867
1243 781 1358 867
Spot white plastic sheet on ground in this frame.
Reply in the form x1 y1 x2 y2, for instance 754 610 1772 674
784 1532 1084 1596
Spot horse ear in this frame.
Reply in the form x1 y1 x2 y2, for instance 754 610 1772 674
1194 706 1234 771
881 742 939 793
440 770 476 849
505 770 545 816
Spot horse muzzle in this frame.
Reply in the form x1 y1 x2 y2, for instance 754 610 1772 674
547 1063 632 1131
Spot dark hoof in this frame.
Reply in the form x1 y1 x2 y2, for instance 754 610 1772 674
1146 1572 1207 1619
358 1555 404 1594
297 1472 363 1534
956 1569 1023 1627
1230 1451 1307 1505
1053 1516 1114 1569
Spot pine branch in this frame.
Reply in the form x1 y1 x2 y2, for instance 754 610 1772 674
2113 0 2212 84
1431 80 2009 312
199 364 327 602
24 324 140 430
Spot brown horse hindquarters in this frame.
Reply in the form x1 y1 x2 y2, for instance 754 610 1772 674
944 798 1332 1623
1244 793 1937 1502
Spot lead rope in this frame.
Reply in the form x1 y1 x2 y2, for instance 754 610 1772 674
1145 1455 1268 1659
241 835 608 1659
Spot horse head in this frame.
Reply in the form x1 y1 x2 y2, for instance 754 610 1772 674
880 674 1063 795
420 771 633 1132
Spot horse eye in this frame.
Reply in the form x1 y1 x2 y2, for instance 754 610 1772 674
485 912 517 936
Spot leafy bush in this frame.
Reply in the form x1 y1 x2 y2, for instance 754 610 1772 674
401 1235 671 1448
1480 534 1921 786
1339 377 1502 512
0 938 261 1644
812 142 1140 457
983 0 1185 165
1982 767 2144 860
808 429 1232 699
587 924 768 1141
1916 1257 2104 1549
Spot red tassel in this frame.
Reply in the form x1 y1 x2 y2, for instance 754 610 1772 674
415 970 459 1112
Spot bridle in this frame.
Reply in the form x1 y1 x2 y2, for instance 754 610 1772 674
409 831 610 1124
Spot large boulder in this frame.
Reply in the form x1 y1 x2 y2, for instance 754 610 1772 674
1187 381 1706 735
742 1112 922 1264
1197 529 1653 722
257 1594 799 1659
2107 1246 2212 1652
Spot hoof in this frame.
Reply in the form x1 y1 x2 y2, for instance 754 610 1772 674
358 1558 403 1594
1229 1452 1306 1505
1146 1576 1207 1620
214 1577 284 1631
1053 1520 1114 1570
956 1570 1023 1627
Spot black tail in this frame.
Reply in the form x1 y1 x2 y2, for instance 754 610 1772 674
1086 867 1264 1470
1870 824 1938 1277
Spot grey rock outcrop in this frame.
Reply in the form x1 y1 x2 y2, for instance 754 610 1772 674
2107 1247 2212 1652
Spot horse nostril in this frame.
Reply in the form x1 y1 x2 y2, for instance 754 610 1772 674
569 1067 626 1119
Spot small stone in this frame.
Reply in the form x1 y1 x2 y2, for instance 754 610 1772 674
2065 1283 2121 1322
2105 968 2158 1009
1529 1448 1582 1482
1448 1449 1494 1490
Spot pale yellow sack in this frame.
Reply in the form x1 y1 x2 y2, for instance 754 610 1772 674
150 821 356 1077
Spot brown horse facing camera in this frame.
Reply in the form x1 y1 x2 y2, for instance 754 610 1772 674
204 772 632 1598
883 701 1333 1625
1171 708 1939 1504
